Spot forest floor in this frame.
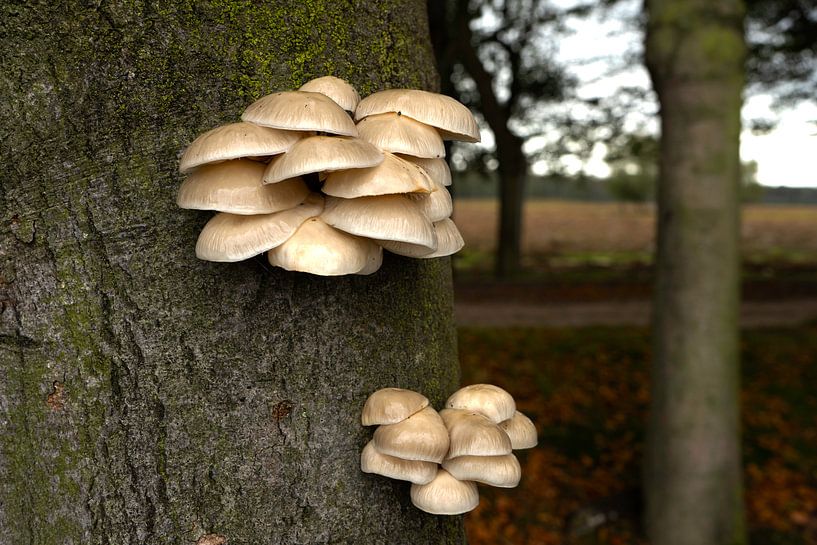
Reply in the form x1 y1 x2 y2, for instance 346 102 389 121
458 326 817 545
453 200 817 544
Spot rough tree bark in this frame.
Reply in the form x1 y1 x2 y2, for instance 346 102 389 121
0 2 466 544
644 0 748 544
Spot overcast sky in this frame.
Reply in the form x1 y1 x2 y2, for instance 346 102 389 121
538 0 817 187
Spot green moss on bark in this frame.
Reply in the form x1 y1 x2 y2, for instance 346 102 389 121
0 1 462 544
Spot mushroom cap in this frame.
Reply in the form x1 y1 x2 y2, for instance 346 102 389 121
356 246 385 275
411 182 452 222
410 469 480 515
242 91 358 137
299 76 361 112
263 136 383 184
373 406 450 463
267 216 382 276
442 454 522 488
177 160 309 215
355 89 480 143
321 195 437 248
378 218 463 258
360 441 438 485
445 384 517 423
179 122 303 173
194 193 323 262
357 113 445 159
322 153 433 199
499 411 538 450
401 156 452 187
361 388 430 426
440 408 513 459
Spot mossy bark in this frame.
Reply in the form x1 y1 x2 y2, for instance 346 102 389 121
644 1 747 544
0 2 466 544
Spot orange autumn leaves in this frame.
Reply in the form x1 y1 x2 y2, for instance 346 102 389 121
459 326 817 545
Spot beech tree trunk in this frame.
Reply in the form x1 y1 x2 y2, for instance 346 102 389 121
644 1 748 544
0 2 466 544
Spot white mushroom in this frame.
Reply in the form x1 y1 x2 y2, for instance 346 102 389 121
499 411 539 450
242 91 358 136
440 409 513 459
410 469 480 515
360 441 438 485
361 388 430 426
442 454 522 488
179 122 303 173
299 76 360 112
321 195 437 249
267 216 382 276
372 406 450 463
445 384 517 424
177 160 309 215
263 136 383 184
355 89 480 143
194 193 323 262
322 153 433 199
357 112 445 158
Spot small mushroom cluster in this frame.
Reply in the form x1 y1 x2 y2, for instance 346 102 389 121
360 385 537 515
177 76 479 276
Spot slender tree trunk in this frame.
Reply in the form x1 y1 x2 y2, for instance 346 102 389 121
644 1 747 544
0 2 466 544
451 0 526 278
495 143 526 278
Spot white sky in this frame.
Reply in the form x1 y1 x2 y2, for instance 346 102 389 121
528 0 817 187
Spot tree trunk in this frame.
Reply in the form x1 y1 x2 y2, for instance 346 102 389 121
0 2 466 544
494 143 526 278
644 1 747 544
451 0 526 278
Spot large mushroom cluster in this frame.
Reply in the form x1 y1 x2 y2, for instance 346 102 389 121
360 385 537 515
177 76 479 276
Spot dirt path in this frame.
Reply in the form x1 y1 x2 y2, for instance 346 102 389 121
455 298 817 327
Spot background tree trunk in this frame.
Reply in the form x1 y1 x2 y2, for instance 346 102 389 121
644 1 747 544
0 2 466 544
451 0 526 278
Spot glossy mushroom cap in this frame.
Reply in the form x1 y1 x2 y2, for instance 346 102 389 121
177 160 309 215
321 195 437 249
263 136 383 184
377 218 463 259
440 409 513 459
322 153 433 199
267 216 382 276
242 91 358 136
194 193 323 262
299 76 360 112
361 388 430 426
401 156 452 187
355 89 480 143
360 441 438 485
179 122 302 173
373 406 450 463
357 113 445 158
442 454 522 488
410 469 480 515
445 384 517 423
499 411 538 450
411 182 453 222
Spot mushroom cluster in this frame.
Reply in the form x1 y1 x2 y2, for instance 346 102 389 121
360 384 537 515
177 76 479 276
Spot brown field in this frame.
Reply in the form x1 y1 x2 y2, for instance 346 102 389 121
454 199 817 263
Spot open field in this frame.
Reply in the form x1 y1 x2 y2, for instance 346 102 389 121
459 326 817 545
454 199 817 270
